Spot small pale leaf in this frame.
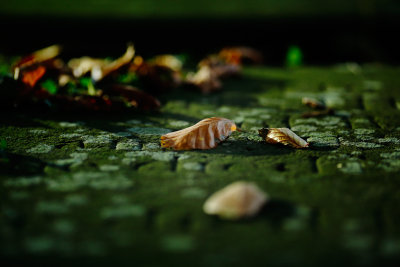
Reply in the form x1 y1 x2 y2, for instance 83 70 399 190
203 181 268 220
258 128 309 148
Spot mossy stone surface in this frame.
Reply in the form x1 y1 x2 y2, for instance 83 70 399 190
1 65 400 266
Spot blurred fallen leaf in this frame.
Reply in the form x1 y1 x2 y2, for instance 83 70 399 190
203 181 268 220
68 44 135 82
107 84 161 111
258 128 309 148
151 55 183 72
161 117 237 150
13 44 61 79
21 66 46 87
219 47 263 65
186 65 222 94
301 97 325 109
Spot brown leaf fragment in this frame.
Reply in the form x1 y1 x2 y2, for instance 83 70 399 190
301 97 325 109
108 84 161 111
258 128 309 148
219 47 263 65
161 117 237 150
13 45 61 80
203 181 268 220
21 66 46 87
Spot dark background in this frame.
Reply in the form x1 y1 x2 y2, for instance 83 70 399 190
1 0 400 65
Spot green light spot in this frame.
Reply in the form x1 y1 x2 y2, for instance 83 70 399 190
286 45 303 68
41 79 58 94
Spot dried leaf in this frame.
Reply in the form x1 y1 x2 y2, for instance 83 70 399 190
301 97 325 109
13 45 61 79
108 84 161 111
161 117 237 150
151 55 183 71
68 44 135 81
258 128 309 148
21 66 46 87
93 44 135 81
219 47 263 65
186 66 222 94
68 57 106 78
203 181 268 220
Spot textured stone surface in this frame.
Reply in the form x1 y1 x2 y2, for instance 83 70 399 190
2 65 400 266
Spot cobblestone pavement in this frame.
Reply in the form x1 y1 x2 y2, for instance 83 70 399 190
1 65 400 266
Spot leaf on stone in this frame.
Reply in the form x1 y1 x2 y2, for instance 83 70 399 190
108 84 161 111
203 181 268 220
258 128 309 148
160 117 237 150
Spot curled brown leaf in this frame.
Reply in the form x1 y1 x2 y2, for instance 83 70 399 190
161 117 237 150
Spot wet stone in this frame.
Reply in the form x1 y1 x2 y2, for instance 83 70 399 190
112 131 132 137
36 201 69 214
168 120 190 128
29 129 48 135
363 80 383 91
64 194 88 206
354 129 375 135
125 151 176 162
337 161 363 174
26 144 54 154
115 139 141 151
181 187 207 199
46 172 134 191
142 142 161 151
377 138 400 145
339 138 382 149
82 135 113 148
160 235 195 253
4 176 43 187
127 127 171 136
100 204 146 219
52 219 75 235
60 133 82 138
99 165 120 171
379 159 400 172
307 136 339 148
181 162 204 171
24 236 55 254
291 125 318 133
